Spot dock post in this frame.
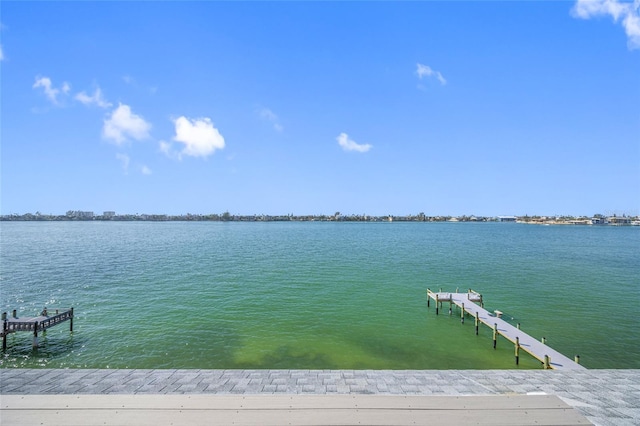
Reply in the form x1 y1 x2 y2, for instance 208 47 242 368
449 300 452 315
517 323 521 330
544 355 551 369
475 312 479 335
460 303 465 324
70 308 74 332
435 294 439 315
426 289 430 307
493 323 498 349
541 337 546 345
2 319 7 351
33 321 39 349
12 309 17 319
575 355 580 364
515 336 520 365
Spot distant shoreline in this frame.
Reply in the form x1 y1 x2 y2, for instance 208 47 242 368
1 212 639 226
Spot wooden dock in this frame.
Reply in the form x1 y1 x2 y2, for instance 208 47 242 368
427 289 585 370
1 308 74 350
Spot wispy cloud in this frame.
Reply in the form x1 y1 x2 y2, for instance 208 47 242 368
337 132 372 153
103 103 151 145
141 165 152 175
168 116 225 159
572 0 640 49
0 45 4 61
416 63 447 86
258 107 284 132
33 76 71 105
75 87 112 108
159 140 173 158
116 153 130 173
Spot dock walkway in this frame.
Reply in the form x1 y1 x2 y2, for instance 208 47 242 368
427 290 584 370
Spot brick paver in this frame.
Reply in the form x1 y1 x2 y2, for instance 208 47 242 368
1 369 638 425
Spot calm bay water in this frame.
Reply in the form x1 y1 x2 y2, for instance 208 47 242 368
1 221 638 369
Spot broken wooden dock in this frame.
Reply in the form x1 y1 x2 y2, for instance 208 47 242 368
427 289 585 370
1 307 74 350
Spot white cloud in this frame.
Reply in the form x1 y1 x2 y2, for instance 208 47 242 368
141 165 152 175
416 63 447 85
75 87 112 108
173 116 225 158
337 132 372 153
0 45 4 61
116 153 130 173
33 76 71 104
258 107 284 132
572 0 640 49
103 103 151 145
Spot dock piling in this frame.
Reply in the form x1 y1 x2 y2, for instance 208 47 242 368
575 355 580 364
475 312 479 335
461 303 465 324
493 323 498 349
544 355 551 369
515 336 520 365
33 321 39 349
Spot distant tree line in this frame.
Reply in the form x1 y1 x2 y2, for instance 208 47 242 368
2 211 638 224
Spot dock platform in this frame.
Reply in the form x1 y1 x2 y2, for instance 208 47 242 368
427 289 584 370
1 308 74 350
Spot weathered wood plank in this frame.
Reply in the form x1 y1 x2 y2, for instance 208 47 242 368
0 395 592 425
0 408 592 426
2 394 573 410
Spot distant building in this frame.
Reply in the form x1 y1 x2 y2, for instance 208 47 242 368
497 216 517 222
103 211 116 219
66 210 94 220
608 216 631 225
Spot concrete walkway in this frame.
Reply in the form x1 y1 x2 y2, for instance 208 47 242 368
1 369 639 425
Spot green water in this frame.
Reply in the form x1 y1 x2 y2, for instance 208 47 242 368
1 221 638 369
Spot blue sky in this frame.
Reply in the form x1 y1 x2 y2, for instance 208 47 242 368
1 1 639 217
